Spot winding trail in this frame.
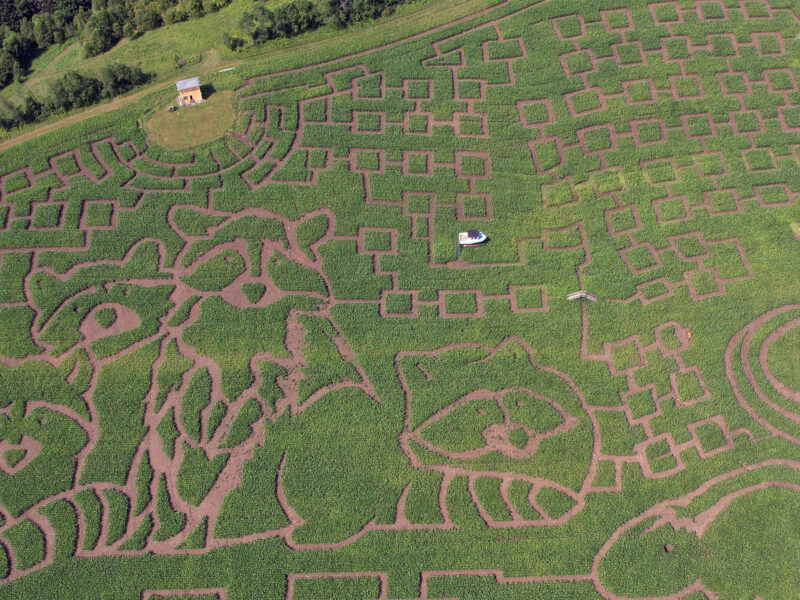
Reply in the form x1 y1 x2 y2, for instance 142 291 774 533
0 0 799 596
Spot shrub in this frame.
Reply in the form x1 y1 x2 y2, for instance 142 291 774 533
222 31 245 51
0 63 148 130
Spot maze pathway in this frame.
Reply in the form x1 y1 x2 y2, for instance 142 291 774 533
1 0 800 598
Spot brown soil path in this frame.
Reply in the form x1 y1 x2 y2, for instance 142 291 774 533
0 200 387 575
394 336 602 529
726 304 800 444
591 459 800 599
2 0 800 590
0 0 514 153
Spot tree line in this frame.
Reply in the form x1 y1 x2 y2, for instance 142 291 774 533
0 0 411 131
0 0 232 91
83 0 232 57
1 0 409 92
224 0 408 49
0 62 148 130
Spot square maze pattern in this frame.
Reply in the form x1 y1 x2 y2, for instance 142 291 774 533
1 1 800 599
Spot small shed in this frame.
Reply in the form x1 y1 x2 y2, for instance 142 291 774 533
176 77 203 107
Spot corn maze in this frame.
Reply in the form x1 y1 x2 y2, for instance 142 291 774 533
2 0 800 598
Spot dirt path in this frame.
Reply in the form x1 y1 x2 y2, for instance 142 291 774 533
0 0 508 153
591 459 800 599
726 304 800 444
2 0 800 593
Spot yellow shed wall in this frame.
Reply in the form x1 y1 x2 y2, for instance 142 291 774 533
178 87 202 105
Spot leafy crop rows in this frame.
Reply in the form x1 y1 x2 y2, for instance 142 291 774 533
2 0 800 598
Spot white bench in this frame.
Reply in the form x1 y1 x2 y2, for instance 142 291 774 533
566 290 597 302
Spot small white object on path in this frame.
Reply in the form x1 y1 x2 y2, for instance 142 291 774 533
566 290 597 302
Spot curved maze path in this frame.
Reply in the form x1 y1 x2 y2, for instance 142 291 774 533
1 0 800 597
726 305 800 444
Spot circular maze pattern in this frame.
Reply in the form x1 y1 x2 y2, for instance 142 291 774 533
727 304 800 443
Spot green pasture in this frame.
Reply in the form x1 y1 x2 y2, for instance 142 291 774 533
3 0 800 599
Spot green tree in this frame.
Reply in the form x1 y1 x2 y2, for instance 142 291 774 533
0 50 13 87
326 0 350 28
83 9 114 56
134 7 162 32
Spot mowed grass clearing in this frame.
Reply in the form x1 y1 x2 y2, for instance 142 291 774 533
146 91 235 150
0 0 502 147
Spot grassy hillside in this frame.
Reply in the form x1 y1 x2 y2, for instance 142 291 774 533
1 0 268 102
0 0 501 146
